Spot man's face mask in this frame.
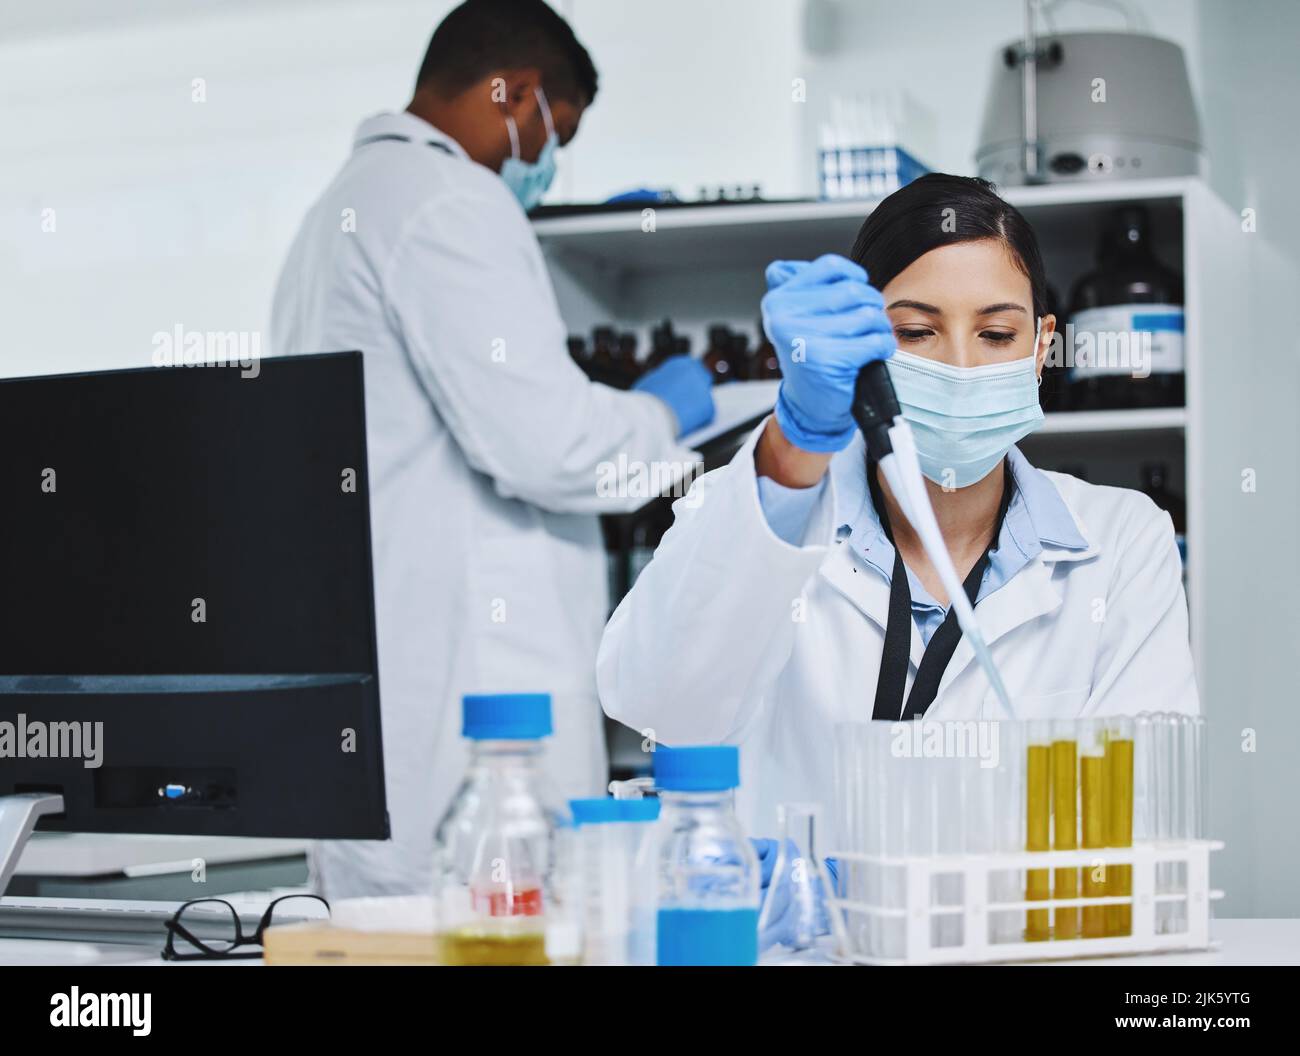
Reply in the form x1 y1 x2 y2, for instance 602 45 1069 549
884 317 1045 488
501 87 558 211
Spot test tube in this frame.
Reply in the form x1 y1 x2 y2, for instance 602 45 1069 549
1078 718 1108 938
1168 713 1194 934
878 720 907 959
1189 715 1207 843
1189 716 1208 929
1051 720 1079 941
1024 720 1053 942
989 720 1025 944
901 722 939 955
1151 712 1175 934
1105 716 1135 936
932 724 966 949
833 722 868 957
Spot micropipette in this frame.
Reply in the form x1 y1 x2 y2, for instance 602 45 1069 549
851 359 1015 714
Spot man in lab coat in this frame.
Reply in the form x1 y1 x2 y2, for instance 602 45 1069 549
271 0 710 897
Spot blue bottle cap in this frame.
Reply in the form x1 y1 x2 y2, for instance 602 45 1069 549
461 693 552 740
618 798 662 823
569 798 621 826
652 745 740 792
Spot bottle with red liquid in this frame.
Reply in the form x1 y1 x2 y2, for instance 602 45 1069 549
432 694 580 964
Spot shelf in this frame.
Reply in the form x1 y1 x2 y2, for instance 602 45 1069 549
533 177 1194 276
1037 407 1186 434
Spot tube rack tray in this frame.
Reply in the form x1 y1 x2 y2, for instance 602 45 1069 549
827 839 1224 965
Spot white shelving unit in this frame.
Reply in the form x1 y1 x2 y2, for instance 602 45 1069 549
534 175 1266 697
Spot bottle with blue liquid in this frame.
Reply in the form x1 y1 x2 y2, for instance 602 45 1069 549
647 746 760 966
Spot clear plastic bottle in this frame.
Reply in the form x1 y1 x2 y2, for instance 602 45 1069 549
571 797 660 966
432 693 578 965
646 746 760 966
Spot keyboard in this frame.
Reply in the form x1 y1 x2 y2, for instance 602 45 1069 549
0 893 325 946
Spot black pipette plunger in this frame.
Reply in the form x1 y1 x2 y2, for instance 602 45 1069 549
851 360 901 462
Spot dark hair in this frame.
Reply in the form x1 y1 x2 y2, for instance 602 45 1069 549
415 0 598 106
849 174 1047 317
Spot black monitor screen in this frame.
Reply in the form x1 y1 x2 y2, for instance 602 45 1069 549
0 352 376 678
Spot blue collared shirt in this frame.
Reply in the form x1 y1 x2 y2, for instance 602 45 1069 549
756 444 1089 646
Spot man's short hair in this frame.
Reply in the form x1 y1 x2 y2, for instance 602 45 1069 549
415 0 598 106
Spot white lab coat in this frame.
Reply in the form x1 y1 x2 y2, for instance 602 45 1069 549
597 421 1199 840
271 112 693 898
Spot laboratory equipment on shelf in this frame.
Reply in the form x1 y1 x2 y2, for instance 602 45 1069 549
431 693 581 966
830 714 1219 965
644 746 761 966
570 797 660 966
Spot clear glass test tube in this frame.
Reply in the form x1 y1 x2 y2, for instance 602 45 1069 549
989 720 1025 944
1078 718 1108 939
878 720 907 959
833 722 868 957
1051 719 1079 941
1169 713 1193 933
932 723 965 949
901 721 939 954
1151 712 1175 934
1024 720 1053 942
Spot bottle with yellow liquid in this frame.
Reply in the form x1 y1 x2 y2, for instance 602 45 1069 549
1078 719 1108 938
1104 717 1135 937
432 694 581 966
1024 721 1053 942
1050 721 1079 941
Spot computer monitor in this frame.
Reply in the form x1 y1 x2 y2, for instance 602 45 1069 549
0 352 388 874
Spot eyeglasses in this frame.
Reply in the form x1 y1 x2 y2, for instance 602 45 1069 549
162 894 330 961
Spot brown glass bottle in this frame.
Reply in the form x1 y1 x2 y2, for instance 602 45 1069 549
703 325 737 384
1067 206 1185 410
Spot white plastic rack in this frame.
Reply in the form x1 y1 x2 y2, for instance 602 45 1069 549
827 838 1223 965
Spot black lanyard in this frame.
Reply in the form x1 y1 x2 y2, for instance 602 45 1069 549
868 462 1014 721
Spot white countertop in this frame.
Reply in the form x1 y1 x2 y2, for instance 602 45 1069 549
2 917 1296 967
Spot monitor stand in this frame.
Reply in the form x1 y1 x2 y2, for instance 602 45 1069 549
0 793 65 896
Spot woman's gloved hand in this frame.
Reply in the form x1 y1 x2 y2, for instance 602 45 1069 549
631 353 715 437
752 837 837 952
761 254 895 453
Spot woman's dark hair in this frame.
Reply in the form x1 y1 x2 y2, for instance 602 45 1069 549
849 174 1047 317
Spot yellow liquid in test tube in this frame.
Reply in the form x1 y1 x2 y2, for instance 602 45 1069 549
1080 752 1107 938
1025 743 1052 941
1051 738 1079 940
1105 736 1135 937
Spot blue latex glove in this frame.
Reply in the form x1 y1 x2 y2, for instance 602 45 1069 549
760 253 895 453
632 353 715 437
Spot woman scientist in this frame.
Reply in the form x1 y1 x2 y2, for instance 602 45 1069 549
596 174 1198 836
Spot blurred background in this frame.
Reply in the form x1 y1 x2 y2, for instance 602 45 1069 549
3 0 1297 377
2 0 1297 919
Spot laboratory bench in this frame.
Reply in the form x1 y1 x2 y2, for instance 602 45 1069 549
1 918 1295 967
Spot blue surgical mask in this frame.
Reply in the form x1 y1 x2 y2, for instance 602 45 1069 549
501 87 558 211
885 318 1045 488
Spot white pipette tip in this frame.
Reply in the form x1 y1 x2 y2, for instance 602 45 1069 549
878 420 1014 715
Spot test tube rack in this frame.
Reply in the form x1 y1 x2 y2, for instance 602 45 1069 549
827 838 1223 965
